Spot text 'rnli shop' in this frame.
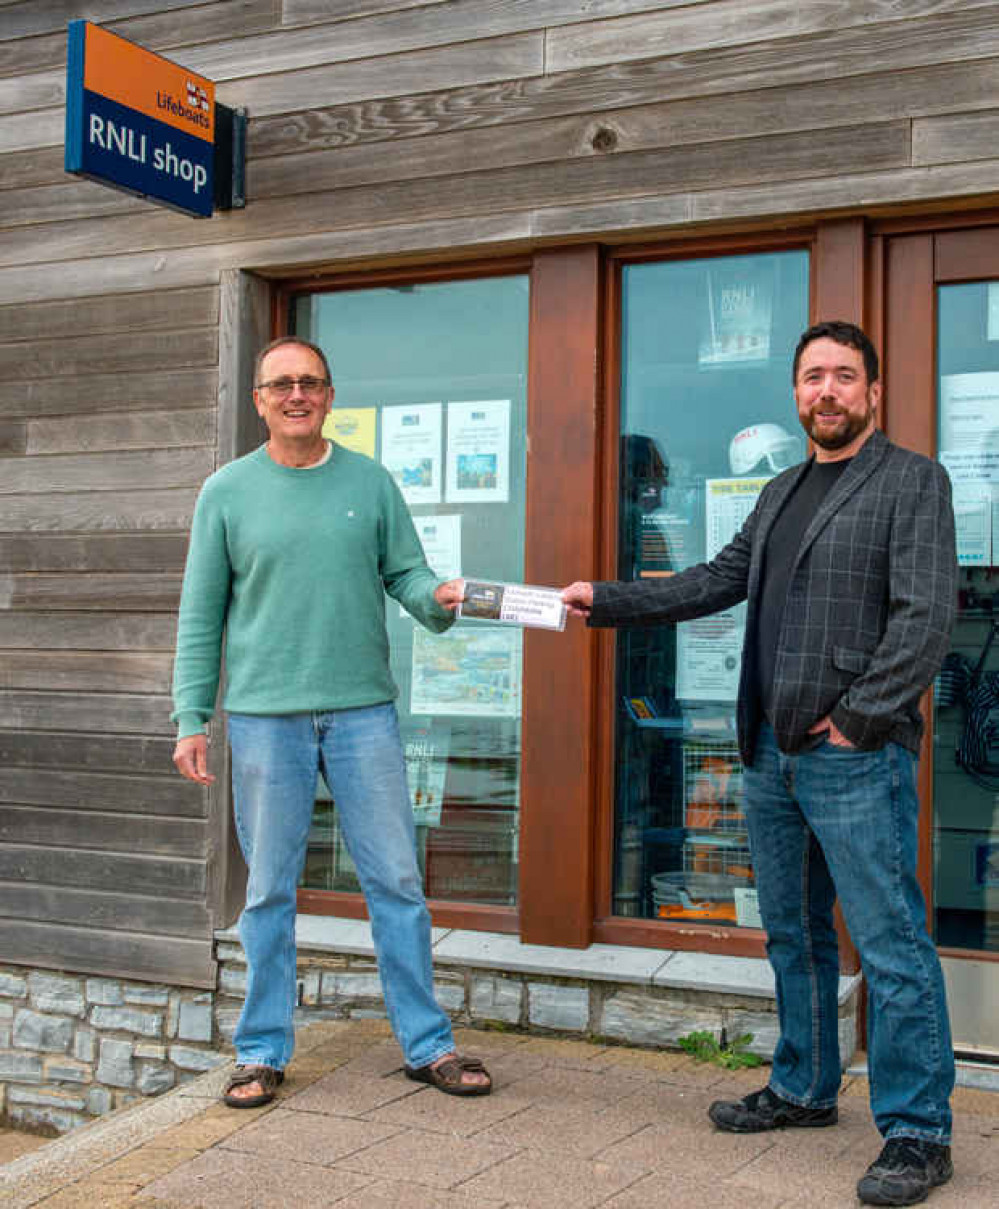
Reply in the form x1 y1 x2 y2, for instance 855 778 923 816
65 21 216 217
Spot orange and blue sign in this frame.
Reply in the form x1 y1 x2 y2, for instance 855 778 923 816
65 21 217 217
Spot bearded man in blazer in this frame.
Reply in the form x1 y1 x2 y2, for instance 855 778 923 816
563 321 957 1209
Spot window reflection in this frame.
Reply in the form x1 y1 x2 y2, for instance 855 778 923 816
294 277 529 906
614 251 809 924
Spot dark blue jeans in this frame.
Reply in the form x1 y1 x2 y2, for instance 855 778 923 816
744 723 954 1143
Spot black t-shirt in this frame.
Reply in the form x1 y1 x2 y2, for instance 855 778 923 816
755 458 851 718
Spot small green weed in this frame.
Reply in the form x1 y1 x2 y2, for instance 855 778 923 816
677 1029 764 1070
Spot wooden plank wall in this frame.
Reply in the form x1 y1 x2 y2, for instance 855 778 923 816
2 0 999 987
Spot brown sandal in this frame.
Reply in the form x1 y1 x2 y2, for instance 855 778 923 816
223 1064 284 1108
404 1054 492 1097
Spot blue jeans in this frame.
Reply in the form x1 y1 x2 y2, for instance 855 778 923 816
744 723 953 1143
227 704 454 1072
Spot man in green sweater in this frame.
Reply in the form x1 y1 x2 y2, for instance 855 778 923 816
172 336 491 1106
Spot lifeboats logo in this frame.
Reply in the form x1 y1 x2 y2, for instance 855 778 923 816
155 80 212 130
186 79 211 112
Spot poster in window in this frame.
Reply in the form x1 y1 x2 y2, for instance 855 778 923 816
323 407 376 457
445 399 510 503
677 477 768 702
401 720 450 828
382 402 442 504
400 513 462 617
410 625 522 718
698 263 774 367
939 372 999 566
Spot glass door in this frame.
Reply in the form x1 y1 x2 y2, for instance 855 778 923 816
612 249 809 926
884 224 999 1055
933 276 999 1055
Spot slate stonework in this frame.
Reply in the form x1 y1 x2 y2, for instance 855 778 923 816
0 963 231 1136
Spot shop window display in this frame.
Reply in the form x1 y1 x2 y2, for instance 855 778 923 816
614 251 809 924
293 276 529 906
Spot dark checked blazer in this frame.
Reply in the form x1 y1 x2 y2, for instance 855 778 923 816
590 430 958 765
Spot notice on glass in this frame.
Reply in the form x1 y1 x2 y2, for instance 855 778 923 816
677 477 766 702
382 402 442 504
416 514 461 579
445 399 510 503
940 373 999 468
704 476 769 556
400 514 462 617
323 407 376 457
988 284 999 342
458 579 566 631
951 485 993 567
402 721 450 828
940 372 999 567
410 626 522 718
699 263 773 366
676 612 745 702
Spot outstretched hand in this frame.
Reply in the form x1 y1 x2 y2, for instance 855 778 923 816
561 581 594 619
434 578 466 612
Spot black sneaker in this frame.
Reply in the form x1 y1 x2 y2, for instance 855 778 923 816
856 1138 953 1206
707 1085 838 1133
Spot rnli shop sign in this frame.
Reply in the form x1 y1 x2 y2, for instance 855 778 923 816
65 21 216 218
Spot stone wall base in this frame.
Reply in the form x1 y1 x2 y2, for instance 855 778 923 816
2 926 861 1135
0 968 227 1136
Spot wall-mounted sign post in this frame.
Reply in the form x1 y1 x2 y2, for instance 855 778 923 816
64 21 244 218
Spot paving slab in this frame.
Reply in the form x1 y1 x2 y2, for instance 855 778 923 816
332 1179 508 1208
457 1145 650 1208
281 1068 422 1117
365 1081 531 1137
142 1146 373 1207
498 1064 643 1107
595 1119 777 1177
476 1099 649 1159
335 1127 516 1190
603 1169 788 1209
219 1105 401 1163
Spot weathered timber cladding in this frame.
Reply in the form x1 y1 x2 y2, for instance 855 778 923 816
2 0 999 990
1 651 175 692
0 83 219 981
0 533 189 572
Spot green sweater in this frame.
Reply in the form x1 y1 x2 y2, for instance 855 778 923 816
171 444 453 739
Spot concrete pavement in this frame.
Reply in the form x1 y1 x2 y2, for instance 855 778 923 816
2 1018 997 1208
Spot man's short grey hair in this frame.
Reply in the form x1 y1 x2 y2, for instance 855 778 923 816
254 336 332 386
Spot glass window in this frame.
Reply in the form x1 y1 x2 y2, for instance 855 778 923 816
293 275 529 906
614 250 809 925
934 282 999 954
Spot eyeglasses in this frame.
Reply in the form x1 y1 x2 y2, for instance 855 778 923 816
256 376 330 400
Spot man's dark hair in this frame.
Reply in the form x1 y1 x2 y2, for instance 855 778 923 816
792 321 879 385
254 336 332 386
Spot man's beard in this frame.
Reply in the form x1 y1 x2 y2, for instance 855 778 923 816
805 403 873 451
